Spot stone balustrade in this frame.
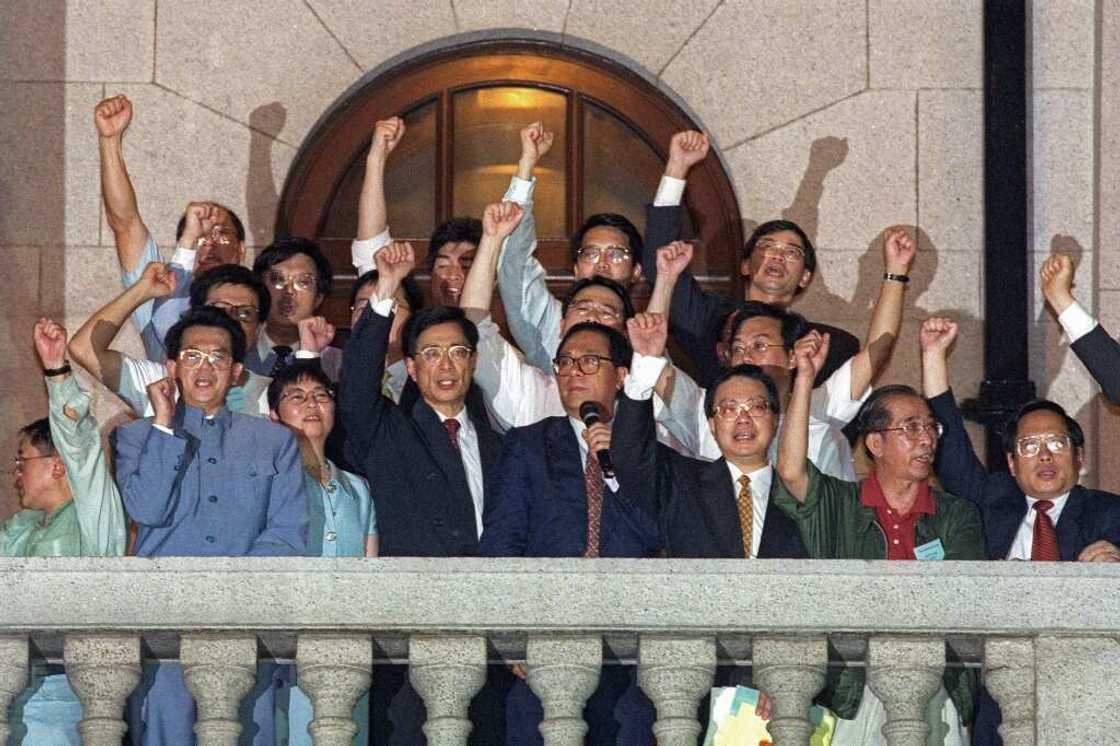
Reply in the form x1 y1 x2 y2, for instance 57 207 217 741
2 557 1120 744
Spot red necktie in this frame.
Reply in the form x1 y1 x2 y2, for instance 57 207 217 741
443 419 461 451
1031 500 1060 561
582 456 604 558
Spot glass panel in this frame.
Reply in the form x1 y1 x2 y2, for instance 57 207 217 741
452 86 567 237
322 100 437 239
582 101 663 235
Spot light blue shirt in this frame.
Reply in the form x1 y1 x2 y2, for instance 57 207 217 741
304 461 376 557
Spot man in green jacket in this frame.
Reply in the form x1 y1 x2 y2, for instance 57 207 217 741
3 318 127 744
773 333 985 744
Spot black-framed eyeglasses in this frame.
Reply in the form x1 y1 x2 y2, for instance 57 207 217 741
553 354 615 376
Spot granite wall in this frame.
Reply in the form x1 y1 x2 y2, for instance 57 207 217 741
0 1 1110 514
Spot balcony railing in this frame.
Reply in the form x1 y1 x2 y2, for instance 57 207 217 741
2 557 1118 745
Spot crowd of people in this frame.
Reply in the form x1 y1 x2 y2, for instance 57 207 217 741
4 91 1120 746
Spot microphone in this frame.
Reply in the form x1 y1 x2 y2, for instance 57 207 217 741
579 401 615 479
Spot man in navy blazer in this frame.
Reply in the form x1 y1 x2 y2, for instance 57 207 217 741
921 316 1120 745
340 242 508 745
480 322 658 745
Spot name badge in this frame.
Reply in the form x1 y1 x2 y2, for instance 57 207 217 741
914 539 946 560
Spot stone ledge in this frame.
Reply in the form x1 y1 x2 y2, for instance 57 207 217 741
1 558 1118 636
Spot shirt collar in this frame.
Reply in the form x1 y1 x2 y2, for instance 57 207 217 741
860 471 936 516
1025 491 1071 506
725 460 772 487
175 400 233 433
258 326 302 359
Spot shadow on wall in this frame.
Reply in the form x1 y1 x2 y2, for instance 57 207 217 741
246 101 287 249
0 0 67 518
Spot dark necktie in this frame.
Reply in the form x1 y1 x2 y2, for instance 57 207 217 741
443 418 461 451
270 345 293 376
582 455 604 558
736 475 754 559
1031 499 1060 561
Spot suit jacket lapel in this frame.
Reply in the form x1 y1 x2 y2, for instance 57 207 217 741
546 419 587 520
1056 486 1088 560
411 399 472 497
697 459 745 557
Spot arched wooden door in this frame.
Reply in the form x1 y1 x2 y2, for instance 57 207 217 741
278 40 743 324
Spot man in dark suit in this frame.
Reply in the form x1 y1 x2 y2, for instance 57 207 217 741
1040 251 1120 405
480 322 659 745
921 315 1120 745
340 241 508 744
612 312 808 560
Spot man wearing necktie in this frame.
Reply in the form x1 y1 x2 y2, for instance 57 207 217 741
339 241 506 745
920 315 1120 744
480 321 660 745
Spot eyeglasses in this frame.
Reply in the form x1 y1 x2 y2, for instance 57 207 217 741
279 388 334 406
553 354 615 376
577 245 632 264
416 345 473 365
178 348 233 370
1016 433 1072 458
713 398 774 421
567 299 622 322
730 339 787 358
876 419 943 441
266 272 317 294
10 453 54 473
209 302 259 323
756 239 806 264
198 225 235 249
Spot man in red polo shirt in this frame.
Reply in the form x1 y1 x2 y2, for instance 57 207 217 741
773 334 985 744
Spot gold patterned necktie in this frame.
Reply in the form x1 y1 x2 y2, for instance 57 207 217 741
582 455 604 558
736 474 753 559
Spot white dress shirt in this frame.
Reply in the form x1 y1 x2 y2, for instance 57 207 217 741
436 407 486 539
725 461 773 559
1006 492 1071 560
640 352 865 480
567 417 620 493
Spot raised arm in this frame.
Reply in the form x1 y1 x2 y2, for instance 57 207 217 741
339 242 414 463
95 95 150 273
1042 252 1120 404
612 313 670 510
848 227 916 399
461 201 524 318
35 319 127 556
646 241 694 316
351 117 404 273
68 262 177 390
777 333 830 501
496 122 560 371
920 317 996 506
112 378 188 528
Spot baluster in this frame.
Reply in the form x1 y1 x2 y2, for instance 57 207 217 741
296 633 372 746
409 634 487 744
180 633 257 746
526 635 602 745
0 636 28 743
983 637 1035 746
63 633 141 746
637 635 715 745
752 635 827 745
867 636 944 746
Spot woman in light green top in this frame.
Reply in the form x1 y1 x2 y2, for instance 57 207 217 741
268 358 376 745
3 319 128 745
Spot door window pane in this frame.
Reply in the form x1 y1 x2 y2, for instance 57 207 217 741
452 86 567 237
322 100 437 239
582 101 663 234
